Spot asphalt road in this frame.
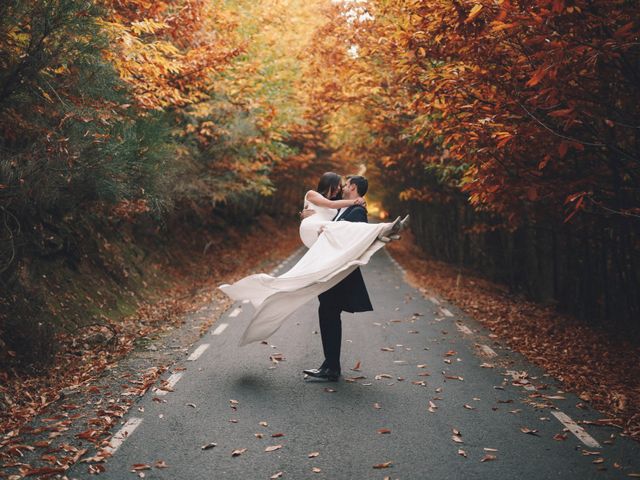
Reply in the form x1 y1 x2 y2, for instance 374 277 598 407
67 248 640 479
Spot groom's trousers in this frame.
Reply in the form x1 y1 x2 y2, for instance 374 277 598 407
318 300 342 371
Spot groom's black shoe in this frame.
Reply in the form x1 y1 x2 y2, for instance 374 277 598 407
303 366 340 382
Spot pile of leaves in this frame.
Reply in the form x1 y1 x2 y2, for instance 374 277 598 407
388 232 640 442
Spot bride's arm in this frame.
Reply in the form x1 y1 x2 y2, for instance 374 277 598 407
306 190 363 209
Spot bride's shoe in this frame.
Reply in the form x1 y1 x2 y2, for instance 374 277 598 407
378 216 400 241
378 233 401 243
399 214 410 230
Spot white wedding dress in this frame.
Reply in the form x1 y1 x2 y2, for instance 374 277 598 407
219 193 391 345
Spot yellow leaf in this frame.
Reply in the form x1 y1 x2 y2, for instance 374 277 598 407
465 4 484 23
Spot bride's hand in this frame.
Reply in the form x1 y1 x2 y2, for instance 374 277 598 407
354 197 366 207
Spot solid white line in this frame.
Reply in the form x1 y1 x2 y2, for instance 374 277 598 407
441 308 454 317
551 411 601 448
456 323 472 335
479 344 498 358
155 372 183 396
228 307 242 318
104 417 143 455
212 323 228 335
188 343 209 361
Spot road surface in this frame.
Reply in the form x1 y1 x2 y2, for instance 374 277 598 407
67 248 640 479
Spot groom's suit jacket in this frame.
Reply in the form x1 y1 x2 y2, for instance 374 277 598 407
318 204 373 313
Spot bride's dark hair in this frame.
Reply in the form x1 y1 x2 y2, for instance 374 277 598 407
316 172 341 198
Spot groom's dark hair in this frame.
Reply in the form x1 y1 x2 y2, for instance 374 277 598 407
347 175 368 196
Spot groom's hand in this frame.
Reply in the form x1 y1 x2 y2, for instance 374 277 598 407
300 208 316 220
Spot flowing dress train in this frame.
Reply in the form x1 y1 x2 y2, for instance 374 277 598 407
219 194 392 345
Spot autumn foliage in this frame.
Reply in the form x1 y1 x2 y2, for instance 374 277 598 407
303 0 640 332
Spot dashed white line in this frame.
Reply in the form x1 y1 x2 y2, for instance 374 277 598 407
228 307 242 318
187 343 209 361
506 369 537 391
155 372 184 396
440 307 454 317
456 323 472 335
551 411 601 448
104 417 143 455
478 344 498 358
212 323 228 335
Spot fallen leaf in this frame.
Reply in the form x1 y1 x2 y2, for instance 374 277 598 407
381 347 395 352
254 433 264 439
231 448 247 457
520 427 539 436
308 452 320 458
259 421 268 427
553 433 568 441
352 361 361 371
312 467 322 473
270 472 283 479
373 403 382 410
201 443 217 450
373 462 393 469
463 404 476 410
458 449 467 457
481 454 497 462
324 387 337 393
377 428 391 434
131 464 152 471
271 433 285 438
154 460 168 468
452 435 464 444
483 448 498 452
445 350 457 356
265 445 282 452
185 403 196 408
592 458 605 464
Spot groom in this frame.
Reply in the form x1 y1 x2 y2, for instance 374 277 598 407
301 174 373 381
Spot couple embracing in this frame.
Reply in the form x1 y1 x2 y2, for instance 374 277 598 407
220 172 408 381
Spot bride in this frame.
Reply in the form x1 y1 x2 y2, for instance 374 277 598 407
219 172 407 346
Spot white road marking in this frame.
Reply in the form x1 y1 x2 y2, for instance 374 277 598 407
456 323 472 335
506 369 537 391
212 323 228 335
155 372 183 396
104 417 143 455
187 343 209 361
428 296 441 305
441 307 454 317
242 299 250 304
551 411 601 448
478 344 498 358
228 307 242 318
